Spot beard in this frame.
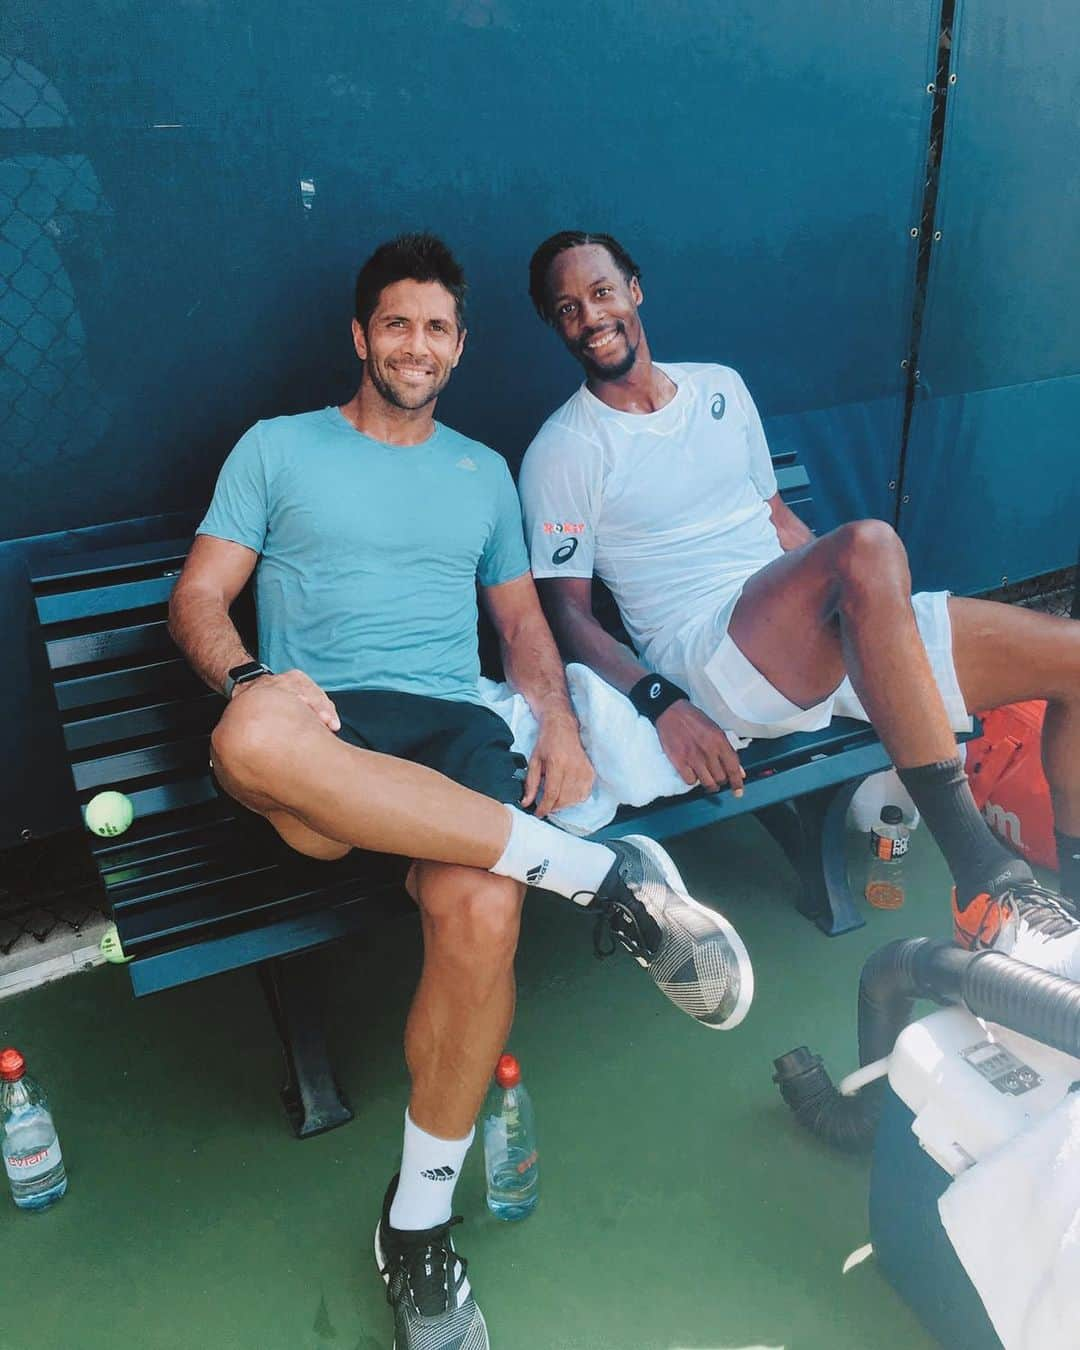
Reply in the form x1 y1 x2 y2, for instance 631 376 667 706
577 323 639 382
366 358 451 411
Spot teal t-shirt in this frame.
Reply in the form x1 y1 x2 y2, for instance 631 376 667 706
197 407 529 702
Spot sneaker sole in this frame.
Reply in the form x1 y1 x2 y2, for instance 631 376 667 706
373 1224 487 1350
621 833 755 1030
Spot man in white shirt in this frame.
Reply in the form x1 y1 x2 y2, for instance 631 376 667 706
520 228 1080 973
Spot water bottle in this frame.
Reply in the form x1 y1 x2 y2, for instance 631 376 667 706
865 805 909 910
1 1047 68 1212
482 1052 538 1221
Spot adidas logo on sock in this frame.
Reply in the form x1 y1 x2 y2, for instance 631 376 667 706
420 1166 457 1181
526 859 550 885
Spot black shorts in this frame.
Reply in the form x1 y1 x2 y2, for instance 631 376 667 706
331 689 526 807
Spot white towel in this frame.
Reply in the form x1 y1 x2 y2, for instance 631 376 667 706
937 1092 1080 1350
478 664 696 834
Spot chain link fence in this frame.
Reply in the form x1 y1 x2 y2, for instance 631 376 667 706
0 53 111 482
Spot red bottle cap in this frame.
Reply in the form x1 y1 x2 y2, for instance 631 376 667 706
494 1053 521 1088
0 1047 26 1082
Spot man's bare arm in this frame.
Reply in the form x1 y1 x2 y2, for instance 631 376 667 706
537 576 744 796
481 572 594 817
169 535 341 729
767 492 815 551
168 535 260 693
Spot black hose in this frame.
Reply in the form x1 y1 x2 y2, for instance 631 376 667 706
773 937 1080 1153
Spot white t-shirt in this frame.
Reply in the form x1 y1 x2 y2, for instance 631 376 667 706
519 362 783 670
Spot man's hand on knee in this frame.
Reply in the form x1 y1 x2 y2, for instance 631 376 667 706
656 701 745 796
232 668 341 731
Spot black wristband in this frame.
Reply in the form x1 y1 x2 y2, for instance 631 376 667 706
628 674 688 724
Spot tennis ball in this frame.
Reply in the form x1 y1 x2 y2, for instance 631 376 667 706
84 790 134 837
99 922 131 964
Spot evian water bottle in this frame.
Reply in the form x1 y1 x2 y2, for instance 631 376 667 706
1 1047 68 1212
483 1053 538 1220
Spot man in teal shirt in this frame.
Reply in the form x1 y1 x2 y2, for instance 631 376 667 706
170 234 753 1350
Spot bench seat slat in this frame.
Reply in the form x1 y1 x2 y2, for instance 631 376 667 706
126 891 408 996
115 865 405 954
93 813 239 869
109 857 282 908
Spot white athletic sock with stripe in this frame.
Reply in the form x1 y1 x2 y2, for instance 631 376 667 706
389 1110 473 1231
490 805 616 905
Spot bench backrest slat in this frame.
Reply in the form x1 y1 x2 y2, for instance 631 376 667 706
71 737 210 794
47 620 174 672
36 574 180 626
63 696 219 754
54 660 204 713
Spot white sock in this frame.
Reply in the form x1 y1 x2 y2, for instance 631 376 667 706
490 805 616 905
389 1110 473 1231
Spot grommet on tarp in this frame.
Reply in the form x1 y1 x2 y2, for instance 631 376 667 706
933 230 942 241
909 226 919 238
888 480 897 491
900 358 909 369
949 72 957 85
926 82 936 94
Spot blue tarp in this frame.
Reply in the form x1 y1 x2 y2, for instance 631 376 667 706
1 2 1076 592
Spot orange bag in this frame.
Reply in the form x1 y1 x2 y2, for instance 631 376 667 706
965 700 1058 871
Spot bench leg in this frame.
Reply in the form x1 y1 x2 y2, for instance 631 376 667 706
755 777 868 936
257 951 354 1139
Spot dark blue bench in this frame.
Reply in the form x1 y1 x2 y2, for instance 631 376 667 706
7 450 912 1138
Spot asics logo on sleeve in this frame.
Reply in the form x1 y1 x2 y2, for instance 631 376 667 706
710 393 726 420
552 538 579 565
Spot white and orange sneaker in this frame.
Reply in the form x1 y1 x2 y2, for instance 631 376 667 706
952 880 1080 979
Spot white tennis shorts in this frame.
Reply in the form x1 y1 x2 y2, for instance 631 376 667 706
656 589 972 743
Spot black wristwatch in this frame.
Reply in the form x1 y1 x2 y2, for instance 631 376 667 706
223 661 272 699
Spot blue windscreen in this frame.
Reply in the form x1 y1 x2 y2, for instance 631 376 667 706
2 2 935 541
898 0 1080 592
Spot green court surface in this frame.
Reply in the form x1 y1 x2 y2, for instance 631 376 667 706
1 817 956 1350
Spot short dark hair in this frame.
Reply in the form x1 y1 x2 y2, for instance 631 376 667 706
354 233 467 331
528 230 641 322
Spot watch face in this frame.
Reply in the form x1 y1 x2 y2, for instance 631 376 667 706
229 662 268 685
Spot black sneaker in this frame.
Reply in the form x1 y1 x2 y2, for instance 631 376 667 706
374 1176 488 1350
586 834 754 1030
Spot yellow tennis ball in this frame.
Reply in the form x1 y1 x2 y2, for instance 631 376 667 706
84 790 134 837
99 922 131 964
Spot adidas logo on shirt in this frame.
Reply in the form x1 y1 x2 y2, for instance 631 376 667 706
420 1166 457 1181
526 859 550 885
455 456 477 471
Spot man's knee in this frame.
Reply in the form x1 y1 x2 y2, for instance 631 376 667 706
831 519 910 596
414 862 525 960
210 685 294 793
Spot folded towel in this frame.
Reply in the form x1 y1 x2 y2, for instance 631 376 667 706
937 1091 1080 1349
478 664 697 833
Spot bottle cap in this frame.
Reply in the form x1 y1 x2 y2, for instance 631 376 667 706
494 1053 521 1088
880 805 904 825
0 1047 26 1082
